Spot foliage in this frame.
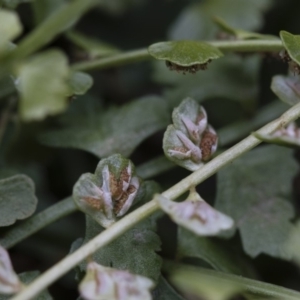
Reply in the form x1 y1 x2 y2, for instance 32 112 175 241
1 1 300 300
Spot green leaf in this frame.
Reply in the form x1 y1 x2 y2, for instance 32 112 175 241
169 0 271 40
169 264 241 300
0 9 22 56
66 31 120 58
285 221 300 266
215 145 297 258
271 75 300 106
0 174 37 227
0 271 53 300
18 50 71 122
82 216 161 282
213 16 278 40
280 31 300 65
68 71 93 95
148 40 223 66
152 276 185 300
177 228 256 277
0 9 22 40
166 263 300 300
40 95 169 158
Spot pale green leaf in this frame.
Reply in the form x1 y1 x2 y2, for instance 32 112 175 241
166 263 300 300
0 175 37 227
215 145 297 258
177 228 256 277
170 265 241 300
18 50 70 121
40 95 169 158
148 40 223 66
285 221 300 266
0 9 22 40
280 31 300 65
271 75 300 106
68 71 93 95
66 31 119 58
0 9 22 56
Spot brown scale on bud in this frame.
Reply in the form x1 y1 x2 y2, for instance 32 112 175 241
165 60 212 74
113 184 137 215
199 129 218 161
83 196 104 210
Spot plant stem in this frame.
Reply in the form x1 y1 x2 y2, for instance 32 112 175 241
71 39 283 72
11 101 300 300
166 263 300 300
71 48 150 71
0 0 98 70
0 197 76 249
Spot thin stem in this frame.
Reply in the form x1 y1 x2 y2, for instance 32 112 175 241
71 39 283 72
0 197 76 249
11 101 300 300
1 0 97 66
71 49 150 72
166 263 300 300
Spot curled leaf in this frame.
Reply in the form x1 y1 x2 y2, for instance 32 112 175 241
0 245 21 294
253 122 300 148
73 154 140 228
280 31 300 66
163 98 218 171
79 262 154 300
155 191 234 236
68 71 93 96
271 74 300 106
148 40 223 74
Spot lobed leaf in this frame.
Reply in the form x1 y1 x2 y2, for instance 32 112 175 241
215 145 297 258
40 95 169 158
18 50 70 121
0 175 37 227
148 40 223 66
